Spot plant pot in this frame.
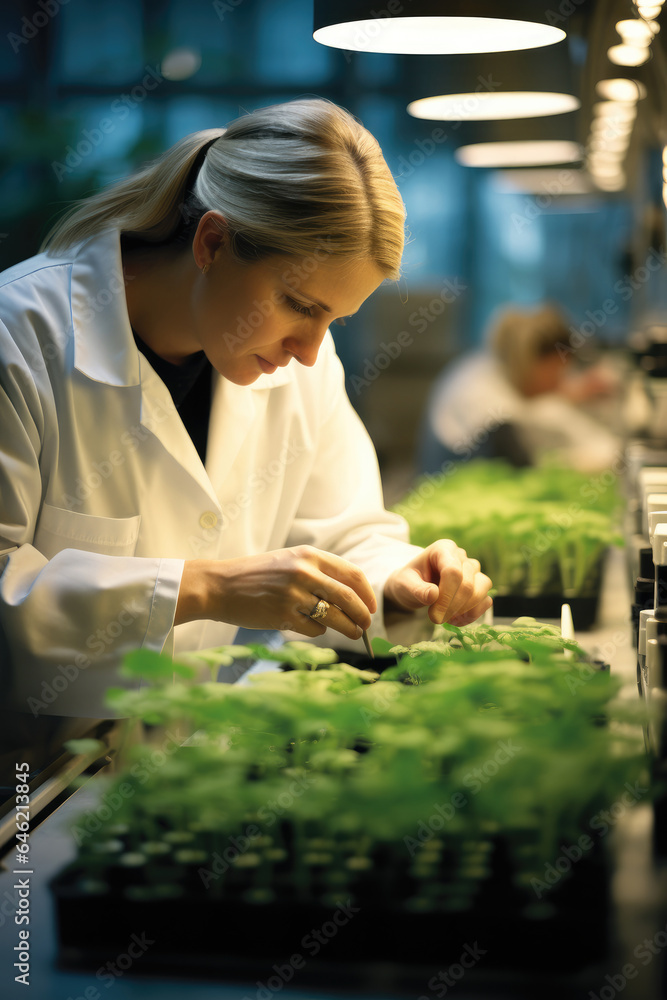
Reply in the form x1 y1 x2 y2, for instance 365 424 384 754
51 832 611 987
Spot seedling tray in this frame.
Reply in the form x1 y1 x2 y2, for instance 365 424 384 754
492 592 601 630
51 630 638 992
52 841 610 987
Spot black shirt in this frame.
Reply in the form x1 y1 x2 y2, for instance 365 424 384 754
133 331 212 465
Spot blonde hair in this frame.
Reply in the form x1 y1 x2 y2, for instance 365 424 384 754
41 99 406 278
487 304 572 393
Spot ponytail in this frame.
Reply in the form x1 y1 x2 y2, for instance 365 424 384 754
40 128 224 255
41 99 406 278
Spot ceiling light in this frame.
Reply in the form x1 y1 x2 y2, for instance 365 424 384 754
592 101 637 121
590 123 633 143
590 162 626 177
591 118 633 136
161 47 202 81
616 19 658 43
590 111 634 127
593 173 626 191
407 91 579 121
312 2 566 55
589 137 629 154
455 140 583 168
492 168 593 195
589 162 625 179
608 44 651 66
595 78 647 101
636 4 663 18
588 151 624 167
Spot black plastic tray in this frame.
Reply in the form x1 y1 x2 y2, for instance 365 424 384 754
492 592 601 630
52 848 610 988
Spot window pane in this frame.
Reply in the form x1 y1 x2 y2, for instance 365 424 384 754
55 0 143 83
254 0 334 83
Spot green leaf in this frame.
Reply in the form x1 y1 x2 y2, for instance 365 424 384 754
370 637 395 657
120 649 195 680
247 641 339 670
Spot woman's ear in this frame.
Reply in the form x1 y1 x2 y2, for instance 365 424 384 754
193 211 228 270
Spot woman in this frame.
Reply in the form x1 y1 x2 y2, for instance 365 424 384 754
0 98 491 723
420 303 620 474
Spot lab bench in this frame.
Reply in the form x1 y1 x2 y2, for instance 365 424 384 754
0 547 666 1000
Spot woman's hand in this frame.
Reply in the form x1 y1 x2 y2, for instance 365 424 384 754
384 540 492 626
175 545 376 640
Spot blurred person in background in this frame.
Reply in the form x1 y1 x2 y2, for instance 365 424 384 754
419 302 621 475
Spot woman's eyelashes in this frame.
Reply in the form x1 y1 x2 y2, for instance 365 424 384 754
287 297 313 317
286 296 349 326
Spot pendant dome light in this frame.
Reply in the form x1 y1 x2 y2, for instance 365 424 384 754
595 78 647 101
409 91 579 121
455 140 583 168
313 1 566 55
406 41 580 122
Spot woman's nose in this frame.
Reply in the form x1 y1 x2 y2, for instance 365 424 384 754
284 322 329 367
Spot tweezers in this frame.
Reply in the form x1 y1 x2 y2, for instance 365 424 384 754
362 630 374 659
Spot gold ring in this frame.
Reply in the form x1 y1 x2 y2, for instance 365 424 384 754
308 599 330 622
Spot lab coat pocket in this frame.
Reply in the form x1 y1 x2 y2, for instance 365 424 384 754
33 505 142 559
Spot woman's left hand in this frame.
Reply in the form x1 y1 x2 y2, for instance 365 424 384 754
384 540 493 626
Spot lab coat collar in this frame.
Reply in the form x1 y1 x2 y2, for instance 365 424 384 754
69 228 293 389
70 229 141 387
68 228 292 506
69 230 221 507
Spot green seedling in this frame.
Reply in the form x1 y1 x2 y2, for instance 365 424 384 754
63 622 649 915
394 460 622 598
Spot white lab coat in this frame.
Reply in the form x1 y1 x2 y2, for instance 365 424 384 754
0 230 421 717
